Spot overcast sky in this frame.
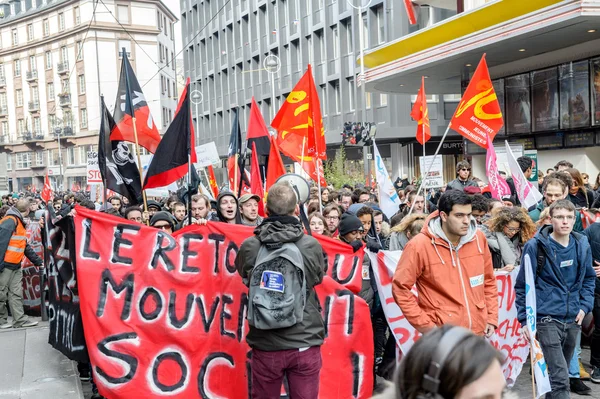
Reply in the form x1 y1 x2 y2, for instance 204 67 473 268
162 0 183 55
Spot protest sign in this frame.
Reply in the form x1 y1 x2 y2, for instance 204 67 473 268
194 142 220 168
368 251 529 386
419 155 444 188
74 207 373 399
87 151 102 185
44 208 88 363
22 219 44 315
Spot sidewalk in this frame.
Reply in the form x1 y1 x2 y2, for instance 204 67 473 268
0 317 83 399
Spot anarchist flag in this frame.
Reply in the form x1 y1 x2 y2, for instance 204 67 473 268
112 50 161 153
143 79 197 189
411 77 431 145
250 142 265 217
228 108 251 193
247 97 270 156
98 97 141 205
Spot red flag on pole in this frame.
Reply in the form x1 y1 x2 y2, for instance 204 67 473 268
207 165 220 198
450 54 504 148
265 136 286 193
247 97 271 156
250 142 265 217
41 173 52 203
411 77 431 145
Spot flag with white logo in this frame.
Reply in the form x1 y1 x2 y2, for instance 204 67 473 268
505 141 543 209
373 140 401 218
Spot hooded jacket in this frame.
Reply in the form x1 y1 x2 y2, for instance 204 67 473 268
515 225 596 326
235 215 325 351
0 208 43 271
529 200 584 232
392 211 498 335
208 192 242 224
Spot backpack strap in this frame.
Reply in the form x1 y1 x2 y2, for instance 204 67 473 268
535 240 546 283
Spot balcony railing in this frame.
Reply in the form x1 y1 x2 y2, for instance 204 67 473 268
26 70 38 81
28 101 40 112
58 93 71 107
57 61 69 74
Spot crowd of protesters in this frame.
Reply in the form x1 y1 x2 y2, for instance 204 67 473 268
2 156 600 398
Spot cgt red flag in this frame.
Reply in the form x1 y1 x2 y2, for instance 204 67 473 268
143 79 197 189
450 54 504 148
207 165 220 198
411 77 431 145
41 173 52 203
250 142 265 217
272 64 327 186
112 50 161 153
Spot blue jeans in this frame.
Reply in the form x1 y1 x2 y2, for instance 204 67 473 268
568 329 582 378
537 318 580 399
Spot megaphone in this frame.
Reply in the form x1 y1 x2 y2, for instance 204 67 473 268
275 174 310 204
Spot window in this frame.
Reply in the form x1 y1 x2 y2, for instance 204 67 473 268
67 147 75 165
48 114 56 132
17 119 25 135
74 6 80 25
0 93 6 108
376 5 385 44
27 24 34 41
47 82 55 100
49 149 60 166
14 60 21 77
33 117 41 134
35 151 44 165
76 41 83 60
60 46 68 63
334 81 341 114
346 20 353 54
63 111 72 127
332 26 339 59
118 40 131 58
80 109 87 129
29 55 36 72
16 152 32 169
78 74 85 94
380 94 388 106
62 79 70 93
348 78 355 111
43 19 50 36
1 121 8 136
6 154 11 170
16 90 23 107
117 5 130 24
45 52 52 69
0 64 4 79
361 14 368 49
59 13 65 31
32 87 39 103
12 29 18 46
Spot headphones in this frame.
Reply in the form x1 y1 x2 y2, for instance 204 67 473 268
416 326 472 399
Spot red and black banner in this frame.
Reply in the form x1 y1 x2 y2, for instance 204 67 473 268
74 206 372 399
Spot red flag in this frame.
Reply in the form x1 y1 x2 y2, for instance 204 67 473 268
41 173 52 203
403 0 417 24
265 136 286 193
143 79 197 189
450 54 504 148
207 165 220 198
112 51 161 153
250 143 265 217
247 97 270 156
272 64 327 186
411 77 431 145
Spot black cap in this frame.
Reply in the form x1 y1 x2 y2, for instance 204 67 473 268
146 200 162 210
149 211 175 229
338 213 364 236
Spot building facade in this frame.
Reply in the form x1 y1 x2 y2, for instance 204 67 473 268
0 0 178 193
180 0 469 184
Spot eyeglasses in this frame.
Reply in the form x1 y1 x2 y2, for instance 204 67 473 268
460 168 471 172
552 215 575 221
154 223 172 230
505 227 520 233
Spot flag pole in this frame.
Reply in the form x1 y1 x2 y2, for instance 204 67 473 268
188 153 192 225
300 136 306 172
408 123 452 216
131 117 149 224
422 123 427 214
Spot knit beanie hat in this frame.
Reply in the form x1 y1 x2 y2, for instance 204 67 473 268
338 213 364 236
150 211 175 229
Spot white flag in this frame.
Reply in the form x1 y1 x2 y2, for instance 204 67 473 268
524 254 552 398
373 141 401 218
505 141 543 209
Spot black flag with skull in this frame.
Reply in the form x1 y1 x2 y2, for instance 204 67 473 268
98 96 142 205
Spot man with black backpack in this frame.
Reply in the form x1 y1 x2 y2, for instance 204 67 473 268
515 200 596 398
235 182 325 399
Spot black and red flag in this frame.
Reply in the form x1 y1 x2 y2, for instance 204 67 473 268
112 49 161 153
98 96 141 204
247 97 270 156
228 108 251 193
143 79 197 189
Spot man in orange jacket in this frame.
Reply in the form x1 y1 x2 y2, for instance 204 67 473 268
392 190 498 337
0 198 43 329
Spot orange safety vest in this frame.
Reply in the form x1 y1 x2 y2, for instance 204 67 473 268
1 215 26 265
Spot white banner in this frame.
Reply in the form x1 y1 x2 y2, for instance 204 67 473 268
419 155 444 188
86 151 102 185
368 250 530 386
194 142 221 168
505 141 543 209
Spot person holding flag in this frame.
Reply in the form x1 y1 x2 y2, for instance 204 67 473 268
516 199 596 398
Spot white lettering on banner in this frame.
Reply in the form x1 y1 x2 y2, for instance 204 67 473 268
368 251 530 386
469 115 494 134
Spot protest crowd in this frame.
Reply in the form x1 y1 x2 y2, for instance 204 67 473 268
2 54 600 399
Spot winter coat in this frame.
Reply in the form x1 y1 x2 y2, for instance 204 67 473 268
529 200 584 232
446 178 478 192
583 223 600 296
339 235 374 309
0 208 43 271
235 215 325 351
484 230 522 268
392 211 498 335
515 225 596 326
388 231 410 251
208 192 242 224
568 188 594 209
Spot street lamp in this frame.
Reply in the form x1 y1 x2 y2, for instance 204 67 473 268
190 87 203 146
263 54 281 120
347 0 373 182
